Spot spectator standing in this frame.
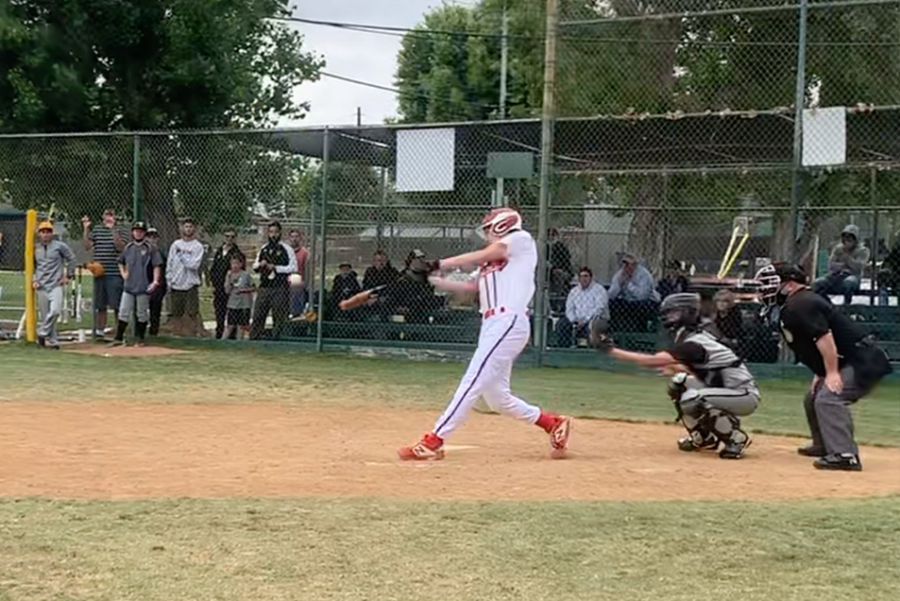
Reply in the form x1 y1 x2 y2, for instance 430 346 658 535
166 219 205 336
556 267 609 347
82 210 128 338
0 230 6 340
33 221 76 349
608 253 660 331
250 221 297 339
111 221 162 347
224 253 254 340
288 229 310 317
145 227 167 336
209 228 242 339
813 224 869 305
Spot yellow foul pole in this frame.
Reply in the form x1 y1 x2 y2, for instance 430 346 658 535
24 209 37 342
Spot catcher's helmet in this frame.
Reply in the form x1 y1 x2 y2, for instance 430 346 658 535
660 292 701 331
479 207 522 240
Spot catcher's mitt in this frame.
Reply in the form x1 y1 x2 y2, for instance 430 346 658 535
85 261 105 277
589 316 615 353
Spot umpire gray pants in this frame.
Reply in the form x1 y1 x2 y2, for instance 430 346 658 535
119 292 150 324
805 365 863 456
679 375 759 436
37 286 64 345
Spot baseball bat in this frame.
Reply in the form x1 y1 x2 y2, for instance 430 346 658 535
338 285 386 311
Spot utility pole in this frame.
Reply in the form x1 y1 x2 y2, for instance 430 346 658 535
534 0 558 363
493 0 510 208
356 107 362 127
788 0 809 263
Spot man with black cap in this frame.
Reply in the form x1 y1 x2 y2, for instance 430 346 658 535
112 221 162 346
756 262 893 471
591 292 759 460
145 227 168 336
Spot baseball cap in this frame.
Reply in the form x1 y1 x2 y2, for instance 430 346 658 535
621 252 637 264
146 227 159 235
37 221 54 232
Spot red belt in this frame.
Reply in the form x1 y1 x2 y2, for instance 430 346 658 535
483 307 507 320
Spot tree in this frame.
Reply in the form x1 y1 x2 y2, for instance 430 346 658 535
0 0 323 242
393 0 900 273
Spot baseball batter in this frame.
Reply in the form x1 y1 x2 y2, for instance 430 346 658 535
398 208 573 461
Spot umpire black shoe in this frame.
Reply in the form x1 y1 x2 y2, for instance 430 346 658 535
797 445 826 457
813 454 862 472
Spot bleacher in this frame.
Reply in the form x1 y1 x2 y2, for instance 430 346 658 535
272 285 898 367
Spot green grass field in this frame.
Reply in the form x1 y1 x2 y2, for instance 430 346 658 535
0 344 898 600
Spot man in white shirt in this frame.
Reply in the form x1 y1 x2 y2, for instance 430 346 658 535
556 267 609 347
166 219 206 335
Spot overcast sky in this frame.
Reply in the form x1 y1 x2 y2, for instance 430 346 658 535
282 0 453 128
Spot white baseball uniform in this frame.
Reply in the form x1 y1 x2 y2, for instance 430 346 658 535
433 229 542 439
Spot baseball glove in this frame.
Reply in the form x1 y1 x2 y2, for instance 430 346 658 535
85 261 105 277
589 316 615 353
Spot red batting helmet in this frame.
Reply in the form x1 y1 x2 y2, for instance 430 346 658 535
479 208 522 240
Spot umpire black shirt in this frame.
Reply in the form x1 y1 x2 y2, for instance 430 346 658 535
779 288 868 377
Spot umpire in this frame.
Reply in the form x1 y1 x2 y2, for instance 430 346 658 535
758 263 893 471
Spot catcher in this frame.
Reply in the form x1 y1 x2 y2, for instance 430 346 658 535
591 292 759 459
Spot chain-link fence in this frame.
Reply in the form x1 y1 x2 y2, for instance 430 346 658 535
0 0 898 366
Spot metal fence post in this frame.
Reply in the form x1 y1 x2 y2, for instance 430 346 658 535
534 0 558 365
870 167 880 306
315 127 330 352
132 135 141 221
789 0 809 263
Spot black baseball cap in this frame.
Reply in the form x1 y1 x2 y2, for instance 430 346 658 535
774 262 808 285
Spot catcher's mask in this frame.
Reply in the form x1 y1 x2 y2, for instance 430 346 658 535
754 262 807 315
660 292 701 333
478 207 522 241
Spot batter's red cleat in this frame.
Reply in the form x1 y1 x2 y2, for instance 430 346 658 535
537 412 572 459
398 432 445 461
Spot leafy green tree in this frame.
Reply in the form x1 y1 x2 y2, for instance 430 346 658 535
0 0 323 242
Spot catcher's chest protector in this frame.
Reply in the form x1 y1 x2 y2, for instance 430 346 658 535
683 331 756 390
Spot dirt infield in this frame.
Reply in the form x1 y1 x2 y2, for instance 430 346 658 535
1 401 898 501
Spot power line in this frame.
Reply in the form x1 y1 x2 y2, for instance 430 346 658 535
278 14 900 48
319 71 499 112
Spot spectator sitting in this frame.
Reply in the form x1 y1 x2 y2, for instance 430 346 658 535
877 231 899 298
555 267 609 347
363 250 399 290
393 249 440 321
813 224 869 305
657 260 690 300
608 252 660 332
713 289 744 354
331 262 361 319
548 228 573 313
